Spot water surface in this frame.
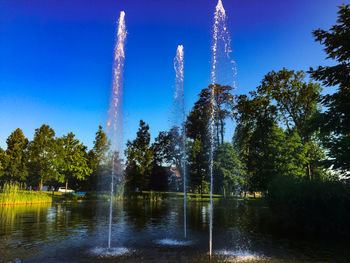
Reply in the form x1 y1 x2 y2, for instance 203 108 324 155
0 199 348 262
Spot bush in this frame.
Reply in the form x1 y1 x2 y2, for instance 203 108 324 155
267 176 350 237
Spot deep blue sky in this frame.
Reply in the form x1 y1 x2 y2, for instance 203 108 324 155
0 0 345 149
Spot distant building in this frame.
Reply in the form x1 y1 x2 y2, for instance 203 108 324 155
169 166 182 191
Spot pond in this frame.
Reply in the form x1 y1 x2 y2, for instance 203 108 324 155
0 199 348 262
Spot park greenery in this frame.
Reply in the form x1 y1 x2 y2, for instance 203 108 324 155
0 3 349 235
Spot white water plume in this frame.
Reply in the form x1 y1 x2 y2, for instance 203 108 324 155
209 0 236 258
173 45 187 239
107 10 127 250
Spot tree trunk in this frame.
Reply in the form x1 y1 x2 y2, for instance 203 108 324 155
307 162 312 181
220 118 224 145
216 123 220 146
39 178 43 192
65 179 68 193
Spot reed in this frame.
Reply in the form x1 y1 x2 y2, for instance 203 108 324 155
0 182 52 205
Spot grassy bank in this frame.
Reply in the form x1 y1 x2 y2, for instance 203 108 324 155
0 183 53 205
0 184 258 205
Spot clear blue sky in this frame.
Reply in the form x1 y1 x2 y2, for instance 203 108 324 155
0 0 345 149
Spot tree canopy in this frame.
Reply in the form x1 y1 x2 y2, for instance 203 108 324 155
310 4 350 174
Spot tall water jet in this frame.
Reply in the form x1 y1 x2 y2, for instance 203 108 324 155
106 10 127 250
173 45 187 239
209 0 236 258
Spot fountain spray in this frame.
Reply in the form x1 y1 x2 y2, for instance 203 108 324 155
107 10 127 249
209 0 235 258
174 45 186 239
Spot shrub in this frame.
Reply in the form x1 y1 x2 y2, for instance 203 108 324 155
267 176 350 237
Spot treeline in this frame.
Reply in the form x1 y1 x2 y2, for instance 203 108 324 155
0 125 112 191
123 85 240 195
124 5 350 198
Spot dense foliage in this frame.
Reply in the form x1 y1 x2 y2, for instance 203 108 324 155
0 125 111 191
310 4 350 174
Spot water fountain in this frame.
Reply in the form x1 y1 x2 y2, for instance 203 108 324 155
209 0 236 258
157 45 191 247
106 10 127 250
173 45 187 240
91 11 128 256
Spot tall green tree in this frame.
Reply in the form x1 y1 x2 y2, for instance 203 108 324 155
0 148 9 181
187 138 209 193
28 124 59 190
233 93 277 192
125 120 153 192
257 69 321 133
256 68 323 180
86 126 110 191
187 84 233 146
3 128 28 183
57 132 92 191
152 127 183 166
186 85 233 193
213 142 242 196
310 4 350 174
152 130 172 167
93 125 110 166
211 84 235 145
186 89 211 143
186 93 210 192
233 89 316 192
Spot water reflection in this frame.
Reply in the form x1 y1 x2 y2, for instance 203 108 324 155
0 200 348 262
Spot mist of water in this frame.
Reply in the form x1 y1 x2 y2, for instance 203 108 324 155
209 0 235 258
107 10 127 249
173 45 187 239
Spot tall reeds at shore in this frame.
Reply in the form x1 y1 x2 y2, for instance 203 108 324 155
0 182 52 205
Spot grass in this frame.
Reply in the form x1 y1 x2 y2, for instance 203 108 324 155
0 183 53 205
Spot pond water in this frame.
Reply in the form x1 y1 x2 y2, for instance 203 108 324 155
0 199 348 262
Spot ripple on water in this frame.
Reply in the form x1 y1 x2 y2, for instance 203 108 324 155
216 249 264 262
89 247 132 257
156 238 192 246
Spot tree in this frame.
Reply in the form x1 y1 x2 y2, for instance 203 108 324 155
310 4 350 174
186 84 233 146
211 84 234 145
57 132 92 191
213 142 242 196
256 68 322 180
185 85 233 193
93 125 110 166
150 126 184 190
186 89 211 144
233 90 315 192
86 126 110 191
0 148 9 182
187 138 209 193
3 128 28 183
233 93 277 192
124 120 153 192
152 130 172 167
28 124 59 190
